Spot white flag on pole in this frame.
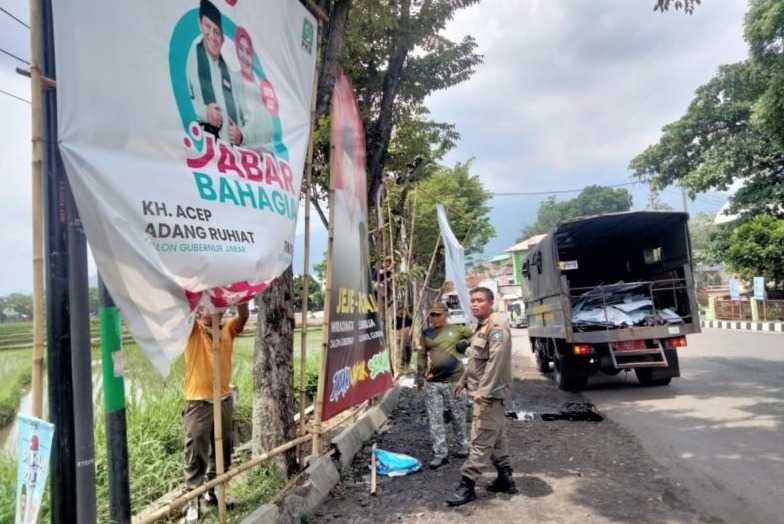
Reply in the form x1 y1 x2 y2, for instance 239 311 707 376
436 204 474 325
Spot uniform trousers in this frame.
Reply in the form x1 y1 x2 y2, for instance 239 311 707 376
461 398 510 480
425 381 468 460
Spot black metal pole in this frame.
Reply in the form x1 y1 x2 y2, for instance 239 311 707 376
68 186 96 523
99 276 131 523
40 0 77 521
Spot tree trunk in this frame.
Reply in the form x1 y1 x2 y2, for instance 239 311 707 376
252 266 298 476
315 0 352 120
366 0 412 202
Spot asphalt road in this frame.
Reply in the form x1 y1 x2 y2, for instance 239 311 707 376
563 328 784 524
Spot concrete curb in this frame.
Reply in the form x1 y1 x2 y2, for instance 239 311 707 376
331 384 401 470
701 320 784 332
240 385 402 524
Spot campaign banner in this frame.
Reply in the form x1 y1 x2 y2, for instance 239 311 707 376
15 414 54 524
729 278 740 302
437 204 475 324
322 69 392 421
52 0 318 373
753 276 765 300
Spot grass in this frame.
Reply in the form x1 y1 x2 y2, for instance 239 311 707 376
0 325 325 522
0 349 33 428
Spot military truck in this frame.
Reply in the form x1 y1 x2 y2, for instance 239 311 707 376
522 211 700 391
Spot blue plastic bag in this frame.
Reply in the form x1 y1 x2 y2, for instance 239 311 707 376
373 448 422 476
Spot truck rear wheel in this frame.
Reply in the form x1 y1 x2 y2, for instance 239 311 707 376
554 353 588 392
536 349 551 373
532 338 551 373
634 368 672 387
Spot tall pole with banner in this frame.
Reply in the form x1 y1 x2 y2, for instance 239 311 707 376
40 0 78 520
312 69 393 443
67 186 96 524
99 277 131 523
299 16 322 465
29 0 46 420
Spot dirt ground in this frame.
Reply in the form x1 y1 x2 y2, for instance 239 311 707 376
311 330 723 524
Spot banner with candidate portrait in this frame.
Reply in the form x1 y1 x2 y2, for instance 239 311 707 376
15 414 54 524
321 69 392 421
51 0 318 373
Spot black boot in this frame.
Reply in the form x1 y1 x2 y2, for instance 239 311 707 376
486 466 518 494
445 476 477 506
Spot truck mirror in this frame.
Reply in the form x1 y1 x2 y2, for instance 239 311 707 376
522 261 530 279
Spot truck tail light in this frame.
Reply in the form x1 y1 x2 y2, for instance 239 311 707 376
573 344 591 355
667 336 687 348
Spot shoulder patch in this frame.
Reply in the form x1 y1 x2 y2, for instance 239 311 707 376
491 330 503 340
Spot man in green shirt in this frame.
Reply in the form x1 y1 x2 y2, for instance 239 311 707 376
417 301 473 469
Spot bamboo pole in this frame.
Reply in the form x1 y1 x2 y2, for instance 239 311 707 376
302 0 329 23
396 190 418 373
211 312 227 523
377 188 393 374
386 193 401 376
298 17 322 471
312 101 338 455
136 434 312 524
29 0 45 419
412 233 443 328
370 443 377 495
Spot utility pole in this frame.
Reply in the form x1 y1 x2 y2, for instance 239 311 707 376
681 185 689 214
39 0 81 520
99 277 131 523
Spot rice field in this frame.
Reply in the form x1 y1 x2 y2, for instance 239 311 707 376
0 321 324 522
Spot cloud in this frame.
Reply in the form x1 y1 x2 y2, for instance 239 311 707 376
0 63 33 295
0 0 751 293
426 0 749 254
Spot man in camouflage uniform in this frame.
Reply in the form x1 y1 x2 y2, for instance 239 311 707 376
417 301 474 469
446 287 517 506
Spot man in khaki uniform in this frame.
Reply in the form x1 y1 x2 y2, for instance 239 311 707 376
446 287 517 506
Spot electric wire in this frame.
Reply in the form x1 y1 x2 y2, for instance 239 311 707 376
492 181 636 196
0 45 29 65
0 86 30 104
0 5 29 28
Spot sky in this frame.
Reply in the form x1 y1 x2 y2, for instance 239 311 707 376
0 0 750 296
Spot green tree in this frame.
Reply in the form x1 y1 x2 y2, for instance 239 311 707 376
312 254 327 284
293 274 324 310
410 160 495 288
254 0 483 466
516 185 632 241
631 2 784 219
725 215 784 287
688 212 718 260
89 286 99 316
343 0 482 202
654 0 701 14
629 61 784 219
308 0 482 221
0 293 33 319
745 0 784 149
688 212 727 290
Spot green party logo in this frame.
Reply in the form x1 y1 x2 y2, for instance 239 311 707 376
301 18 314 54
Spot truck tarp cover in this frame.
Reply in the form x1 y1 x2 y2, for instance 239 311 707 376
524 212 690 301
